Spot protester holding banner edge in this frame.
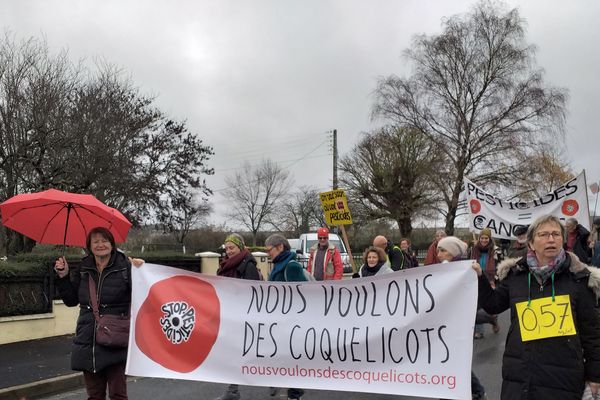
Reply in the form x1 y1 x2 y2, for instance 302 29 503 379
54 227 145 400
436 236 488 400
473 214 600 400
264 233 307 400
214 233 261 400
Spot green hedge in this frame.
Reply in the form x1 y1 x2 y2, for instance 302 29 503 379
0 251 203 275
0 260 50 277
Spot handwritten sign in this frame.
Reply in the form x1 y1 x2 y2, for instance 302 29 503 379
319 189 352 225
515 295 577 342
464 172 590 239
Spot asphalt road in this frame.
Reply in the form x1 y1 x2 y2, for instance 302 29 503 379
39 312 508 400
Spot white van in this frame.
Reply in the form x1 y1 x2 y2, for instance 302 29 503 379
287 238 300 253
297 232 352 273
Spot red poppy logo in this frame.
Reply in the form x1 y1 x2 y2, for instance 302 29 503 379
135 275 220 373
561 199 579 216
470 199 481 214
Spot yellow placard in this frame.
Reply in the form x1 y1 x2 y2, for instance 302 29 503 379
515 295 576 342
319 189 353 226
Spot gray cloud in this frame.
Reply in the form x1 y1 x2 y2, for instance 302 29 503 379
2 0 598 224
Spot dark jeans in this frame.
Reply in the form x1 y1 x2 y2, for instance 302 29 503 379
475 308 495 325
440 371 484 400
471 371 485 398
83 362 127 400
592 242 600 267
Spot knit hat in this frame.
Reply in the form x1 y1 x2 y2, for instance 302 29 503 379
514 225 528 236
437 236 467 258
317 227 329 237
479 228 492 238
224 233 245 250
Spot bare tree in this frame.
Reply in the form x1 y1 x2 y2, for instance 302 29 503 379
340 126 441 237
0 34 80 253
0 34 214 253
272 185 326 236
224 160 292 245
510 144 574 200
159 190 212 244
371 1 567 234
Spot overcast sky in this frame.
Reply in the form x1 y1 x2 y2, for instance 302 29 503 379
2 0 599 227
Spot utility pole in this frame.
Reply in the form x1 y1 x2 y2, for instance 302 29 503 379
330 129 356 273
332 129 338 190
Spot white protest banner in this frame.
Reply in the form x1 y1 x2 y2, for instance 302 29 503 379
126 262 477 399
464 171 590 240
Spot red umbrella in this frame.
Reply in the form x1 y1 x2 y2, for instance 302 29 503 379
0 189 132 248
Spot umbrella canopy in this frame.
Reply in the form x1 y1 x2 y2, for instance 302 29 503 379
0 189 132 248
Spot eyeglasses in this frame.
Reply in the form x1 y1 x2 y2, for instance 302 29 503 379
318 236 328 240
536 231 562 240
265 246 274 253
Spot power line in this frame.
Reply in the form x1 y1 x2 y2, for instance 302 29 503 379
211 138 330 193
215 153 329 173
218 131 328 156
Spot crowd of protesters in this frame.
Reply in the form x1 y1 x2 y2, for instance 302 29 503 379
51 215 600 400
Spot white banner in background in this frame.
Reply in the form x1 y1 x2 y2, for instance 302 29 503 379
464 172 590 240
126 262 477 400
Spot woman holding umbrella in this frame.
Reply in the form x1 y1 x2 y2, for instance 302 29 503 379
54 227 143 400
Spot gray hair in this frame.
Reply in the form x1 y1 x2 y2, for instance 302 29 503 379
565 217 578 226
264 234 290 251
527 215 565 243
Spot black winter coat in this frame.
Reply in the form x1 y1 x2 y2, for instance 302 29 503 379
236 253 261 280
478 253 600 400
565 224 592 264
55 250 131 373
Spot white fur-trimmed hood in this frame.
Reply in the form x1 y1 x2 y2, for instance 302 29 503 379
496 252 600 300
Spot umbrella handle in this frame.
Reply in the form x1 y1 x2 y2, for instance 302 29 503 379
62 203 72 250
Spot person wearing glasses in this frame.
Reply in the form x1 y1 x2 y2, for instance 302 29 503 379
473 214 600 400
306 227 343 280
264 234 308 400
